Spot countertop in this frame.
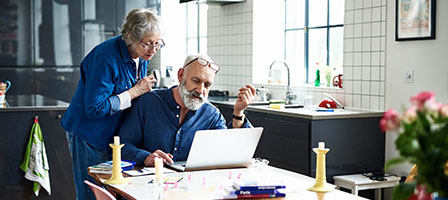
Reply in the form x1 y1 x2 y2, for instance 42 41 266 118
208 97 384 120
0 94 69 111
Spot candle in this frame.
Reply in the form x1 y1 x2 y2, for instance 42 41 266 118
318 142 325 150
155 157 163 183
114 136 120 145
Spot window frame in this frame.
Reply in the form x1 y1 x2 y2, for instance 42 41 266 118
185 1 207 54
284 0 344 83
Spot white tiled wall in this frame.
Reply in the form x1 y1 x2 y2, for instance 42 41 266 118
343 0 386 110
207 1 253 96
208 0 386 111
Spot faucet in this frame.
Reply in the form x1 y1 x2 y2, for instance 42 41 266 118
269 60 297 104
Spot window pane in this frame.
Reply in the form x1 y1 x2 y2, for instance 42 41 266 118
199 37 207 54
285 30 305 84
187 38 198 54
329 27 343 70
199 3 208 36
309 0 328 27
286 0 305 29
187 3 198 37
329 0 345 25
308 28 327 83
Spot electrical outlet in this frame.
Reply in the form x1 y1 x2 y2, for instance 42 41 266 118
405 69 414 83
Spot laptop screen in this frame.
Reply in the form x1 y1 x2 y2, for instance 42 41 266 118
178 127 263 171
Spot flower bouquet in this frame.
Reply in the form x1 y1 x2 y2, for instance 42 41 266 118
380 91 448 200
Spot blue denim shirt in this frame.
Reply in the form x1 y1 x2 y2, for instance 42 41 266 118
119 87 253 166
61 35 148 151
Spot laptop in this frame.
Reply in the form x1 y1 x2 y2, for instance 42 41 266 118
166 127 263 172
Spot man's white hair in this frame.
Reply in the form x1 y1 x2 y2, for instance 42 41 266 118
183 54 214 69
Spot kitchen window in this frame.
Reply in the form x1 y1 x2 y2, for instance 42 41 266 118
285 0 344 84
186 1 208 54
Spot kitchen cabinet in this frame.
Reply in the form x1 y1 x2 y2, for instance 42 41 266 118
212 102 385 183
0 95 74 199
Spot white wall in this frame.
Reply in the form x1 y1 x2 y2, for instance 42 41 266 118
385 0 448 176
158 1 186 79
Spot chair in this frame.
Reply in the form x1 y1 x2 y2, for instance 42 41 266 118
84 180 116 200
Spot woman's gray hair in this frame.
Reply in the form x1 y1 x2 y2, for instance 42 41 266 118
121 8 162 46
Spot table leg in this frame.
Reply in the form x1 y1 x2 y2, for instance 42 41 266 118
352 185 358 196
375 188 382 200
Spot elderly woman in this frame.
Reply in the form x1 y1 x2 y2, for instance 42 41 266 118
61 8 164 200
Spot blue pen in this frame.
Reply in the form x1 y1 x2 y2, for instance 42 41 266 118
316 109 334 112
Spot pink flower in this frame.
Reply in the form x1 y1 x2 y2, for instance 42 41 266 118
423 98 442 113
440 104 448 118
380 109 401 132
403 106 417 123
411 91 435 110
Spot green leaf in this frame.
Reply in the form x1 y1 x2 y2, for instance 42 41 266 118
393 182 416 200
385 157 407 171
396 133 420 156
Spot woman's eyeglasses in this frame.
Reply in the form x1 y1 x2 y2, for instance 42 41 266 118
139 39 165 50
183 57 220 73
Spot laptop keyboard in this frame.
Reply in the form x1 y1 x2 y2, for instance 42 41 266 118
166 161 186 172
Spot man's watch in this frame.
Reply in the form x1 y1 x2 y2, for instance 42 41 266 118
232 113 245 121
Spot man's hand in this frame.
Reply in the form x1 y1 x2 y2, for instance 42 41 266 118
144 149 174 166
128 75 157 99
233 84 256 116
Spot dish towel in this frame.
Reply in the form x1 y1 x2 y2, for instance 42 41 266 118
19 116 51 196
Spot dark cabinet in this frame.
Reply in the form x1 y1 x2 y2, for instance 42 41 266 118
0 109 75 199
213 103 385 183
247 112 310 175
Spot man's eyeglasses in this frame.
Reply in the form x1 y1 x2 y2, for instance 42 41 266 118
183 57 220 73
139 39 165 50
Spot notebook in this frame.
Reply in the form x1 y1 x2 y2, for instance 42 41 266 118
166 127 263 172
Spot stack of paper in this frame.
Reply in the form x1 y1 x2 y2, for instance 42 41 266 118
88 160 135 174
224 179 286 199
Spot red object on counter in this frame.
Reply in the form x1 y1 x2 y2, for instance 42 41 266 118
318 99 338 109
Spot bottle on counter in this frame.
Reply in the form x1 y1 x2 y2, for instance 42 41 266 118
315 69 320 87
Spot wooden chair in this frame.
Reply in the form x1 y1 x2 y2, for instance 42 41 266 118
84 180 116 200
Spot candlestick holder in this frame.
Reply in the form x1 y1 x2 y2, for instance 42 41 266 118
104 143 130 184
308 147 334 192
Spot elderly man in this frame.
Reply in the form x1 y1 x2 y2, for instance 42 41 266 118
119 54 256 166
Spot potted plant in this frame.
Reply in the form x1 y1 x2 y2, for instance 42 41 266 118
380 91 448 200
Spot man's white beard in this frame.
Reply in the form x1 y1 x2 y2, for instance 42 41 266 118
179 79 207 111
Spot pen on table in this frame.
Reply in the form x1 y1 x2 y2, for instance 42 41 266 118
316 109 334 112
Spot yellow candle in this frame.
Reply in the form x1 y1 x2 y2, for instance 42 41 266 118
114 136 120 145
318 142 325 150
155 157 163 183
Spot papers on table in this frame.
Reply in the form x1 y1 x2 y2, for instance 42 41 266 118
123 167 176 176
88 160 135 174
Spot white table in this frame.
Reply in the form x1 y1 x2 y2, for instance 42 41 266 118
92 166 368 199
333 174 401 200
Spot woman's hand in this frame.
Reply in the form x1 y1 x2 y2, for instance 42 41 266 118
144 149 174 166
128 74 157 99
